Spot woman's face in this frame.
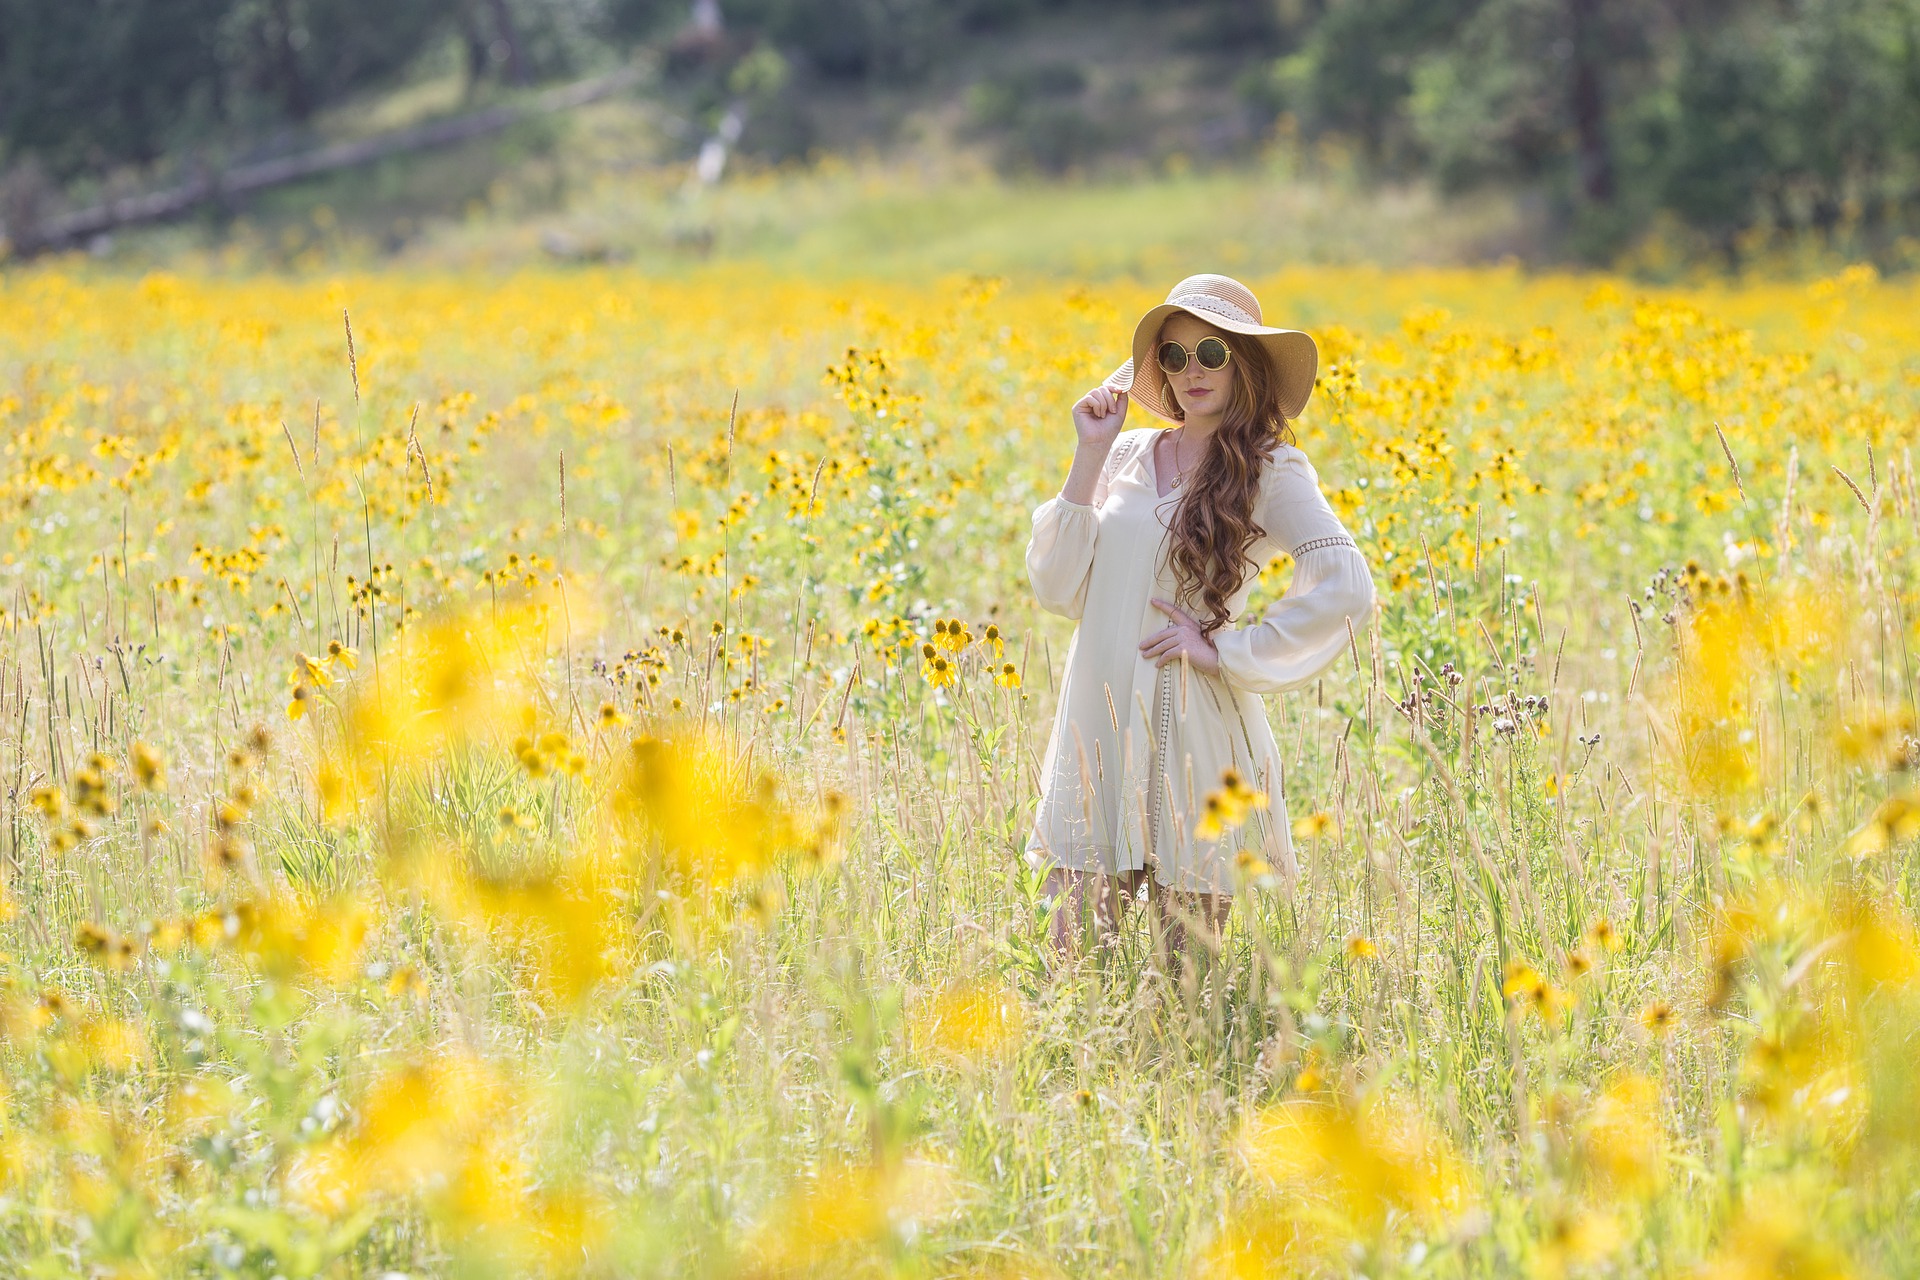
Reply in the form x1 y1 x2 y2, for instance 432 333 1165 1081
1158 312 1237 424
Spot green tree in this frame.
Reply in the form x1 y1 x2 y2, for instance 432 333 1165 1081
1275 0 1920 256
223 0 456 123
1269 0 1481 166
0 0 468 179
1644 0 1920 253
0 0 231 177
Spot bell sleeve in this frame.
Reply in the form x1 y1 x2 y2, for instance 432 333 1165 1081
1210 449 1375 696
1026 499 1099 620
1025 438 1125 621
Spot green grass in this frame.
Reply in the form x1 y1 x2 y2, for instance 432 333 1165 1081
2 193 1919 1278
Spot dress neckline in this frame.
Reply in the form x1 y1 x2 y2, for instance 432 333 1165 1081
1144 429 1183 503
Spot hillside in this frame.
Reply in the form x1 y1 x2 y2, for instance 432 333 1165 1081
7 0 1917 277
20 6 1552 278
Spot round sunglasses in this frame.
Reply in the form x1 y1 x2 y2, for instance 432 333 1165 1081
1156 335 1233 375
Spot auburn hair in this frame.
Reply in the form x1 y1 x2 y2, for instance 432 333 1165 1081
1158 328 1296 637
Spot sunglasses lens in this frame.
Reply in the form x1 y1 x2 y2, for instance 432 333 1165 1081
1156 342 1189 374
1196 337 1230 370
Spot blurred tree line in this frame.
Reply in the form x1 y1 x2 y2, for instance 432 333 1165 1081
1258 0 1920 257
2 0 1916 257
0 0 612 180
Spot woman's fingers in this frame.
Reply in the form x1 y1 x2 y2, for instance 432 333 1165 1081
1140 633 1183 659
1143 601 1209 666
1128 629 1175 656
1082 385 1127 418
1151 642 1195 668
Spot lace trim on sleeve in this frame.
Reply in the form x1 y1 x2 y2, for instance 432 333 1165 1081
1290 533 1358 557
1101 432 1144 489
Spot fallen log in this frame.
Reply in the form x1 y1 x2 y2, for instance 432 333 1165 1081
5 66 643 258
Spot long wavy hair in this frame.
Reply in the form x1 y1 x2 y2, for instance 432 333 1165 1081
1159 329 1297 637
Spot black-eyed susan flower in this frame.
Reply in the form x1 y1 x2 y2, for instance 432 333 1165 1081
1233 849 1273 885
1502 961 1545 1004
292 651 331 689
130 740 166 791
1291 810 1335 841
386 964 428 1000
1197 767 1269 840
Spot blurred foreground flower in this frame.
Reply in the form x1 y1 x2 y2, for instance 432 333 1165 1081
1842 788 1920 858
742 1158 956 1278
907 977 1025 1061
1290 810 1335 841
1207 1089 1475 1273
231 892 371 986
1196 768 1268 841
333 588 600 787
1836 894 1920 989
403 844 624 1008
1664 577 1843 804
150 892 372 987
1503 960 1570 1025
288 1051 616 1276
1577 1074 1667 1200
129 740 166 791
613 729 846 891
1698 1185 1851 1280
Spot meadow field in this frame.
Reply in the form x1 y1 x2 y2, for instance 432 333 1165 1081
2 235 1919 1278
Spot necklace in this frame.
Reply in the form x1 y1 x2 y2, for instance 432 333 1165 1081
1161 430 1191 491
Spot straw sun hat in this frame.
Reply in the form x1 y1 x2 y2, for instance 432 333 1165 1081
1104 274 1318 422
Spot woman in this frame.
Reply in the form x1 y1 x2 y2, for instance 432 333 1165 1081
1025 273 1376 959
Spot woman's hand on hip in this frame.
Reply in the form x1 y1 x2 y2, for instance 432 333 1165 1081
1071 384 1128 449
1140 599 1221 676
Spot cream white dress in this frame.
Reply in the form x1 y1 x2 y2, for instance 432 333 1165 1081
1024 427 1376 895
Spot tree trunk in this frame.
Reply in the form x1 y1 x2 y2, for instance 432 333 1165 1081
486 0 529 86
1567 0 1615 204
460 1 492 100
272 0 315 122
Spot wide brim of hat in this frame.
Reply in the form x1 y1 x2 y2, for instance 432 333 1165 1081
1104 301 1319 423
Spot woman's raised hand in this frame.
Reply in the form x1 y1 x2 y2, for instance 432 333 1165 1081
1057 383 1129 506
1071 384 1128 448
